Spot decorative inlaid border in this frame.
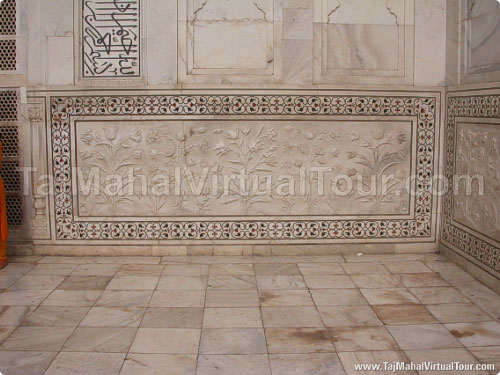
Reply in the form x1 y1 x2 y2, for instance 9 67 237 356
50 94 437 241
443 93 500 273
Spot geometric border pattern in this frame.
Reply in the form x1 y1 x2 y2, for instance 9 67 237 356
51 94 437 241
443 93 500 273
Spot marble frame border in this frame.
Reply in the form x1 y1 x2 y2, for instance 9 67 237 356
443 88 500 274
47 90 438 243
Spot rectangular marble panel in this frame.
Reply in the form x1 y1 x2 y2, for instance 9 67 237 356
178 0 282 83
314 0 414 85
452 120 500 245
82 0 141 77
73 119 414 218
46 92 438 243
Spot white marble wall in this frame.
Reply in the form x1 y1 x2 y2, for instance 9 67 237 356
24 0 449 87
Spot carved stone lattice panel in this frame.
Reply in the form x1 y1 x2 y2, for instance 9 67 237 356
74 119 414 218
314 0 414 85
50 93 437 242
178 0 283 83
444 92 500 273
82 0 141 78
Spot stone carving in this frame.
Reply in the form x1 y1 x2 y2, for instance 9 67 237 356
50 93 436 241
82 0 140 77
75 120 411 217
453 123 500 241
443 94 500 273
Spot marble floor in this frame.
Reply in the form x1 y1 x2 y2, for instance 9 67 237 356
0 253 499 375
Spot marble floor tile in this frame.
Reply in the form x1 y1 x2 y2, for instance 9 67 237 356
0 274 22 288
63 327 136 352
162 264 209 276
385 262 433 274
203 308 262 328
360 288 419 305
397 273 449 287
27 263 77 276
339 351 414 375
120 353 197 375
341 263 389 275
207 275 256 290
9 275 65 290
406 348 488 375
71 263 120 276
117 264 165 275
256 275 306 289
259 290 314 306
262 307 323 328
44 352 125 375
0 326 74 351
0 289 52 305
209 264 255 275
149 291 205 308
80 307 145 327
269 353 345 375
0 263 34 275
311 289 368 306
21 306 89 327
199 328 267 354
0 351 57 375
42 290 102 307
95 290 153 307
254 263 301 275
330 326 399 351
304 275 356 289
106 275 159 291
387 324 461 349
298 263 345 275
0 326 15 343
265 328 334 353
409 287 469 304
468 346 500 372
351 275 402 288
156 276 207 291
446 322 500 347
426 303 492 323
197 354 271 375
130 328 201 354
0 305 33 326
57 276 112 290
205 290 259 307
319 305 382 327
373 305 438 325
141 307 204 328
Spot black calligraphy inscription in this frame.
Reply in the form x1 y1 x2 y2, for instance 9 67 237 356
82 0 140 77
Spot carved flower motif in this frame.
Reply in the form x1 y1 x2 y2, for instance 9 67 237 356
331 148 340 157
372 129 385 140
396 131 407 144
346 151 357 160
146 131 160 144
241 127 251 135
293 160 303 168
214 141 229 156
134 151 144 160
346 168 357 177
81 130 93 145
105 128 118 141
131 131 142 143
349 131 360 142
225 129 239 140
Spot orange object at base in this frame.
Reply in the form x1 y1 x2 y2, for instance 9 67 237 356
0 240 6 269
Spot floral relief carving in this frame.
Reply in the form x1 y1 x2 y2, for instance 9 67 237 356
50 94 436 241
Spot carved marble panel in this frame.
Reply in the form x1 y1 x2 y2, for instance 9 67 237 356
178 0 283 83
82 0 141 77
313 0 414 85
47 92 438 243
443 91 500 275
74 119 413 218
460 0 500 84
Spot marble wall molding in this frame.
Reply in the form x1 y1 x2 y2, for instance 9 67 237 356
33 90 440 244
443 88 500 276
